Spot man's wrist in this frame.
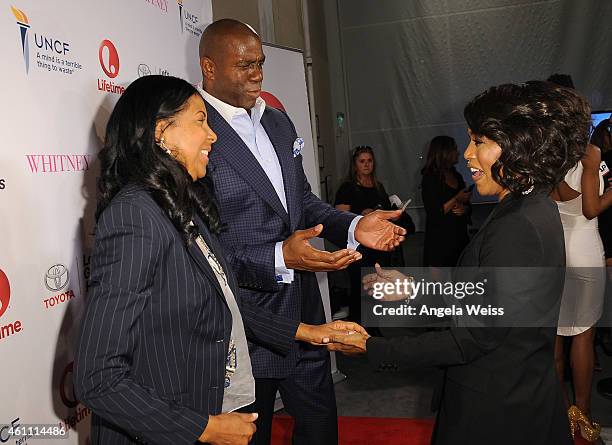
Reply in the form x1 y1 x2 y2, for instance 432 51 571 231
276 241 294 282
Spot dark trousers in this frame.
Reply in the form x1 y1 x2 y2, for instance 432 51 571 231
244 351 338 445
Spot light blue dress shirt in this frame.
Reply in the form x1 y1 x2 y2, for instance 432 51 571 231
199 86 360 283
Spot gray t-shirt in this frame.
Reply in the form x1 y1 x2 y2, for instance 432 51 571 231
195 234 255 413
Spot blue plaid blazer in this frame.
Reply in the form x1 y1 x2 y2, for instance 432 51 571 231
206 102 356 378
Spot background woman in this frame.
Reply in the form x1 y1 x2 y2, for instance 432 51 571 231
334 145 410 322
421 136 472 266
329 81 590 445
590 116 612 400
552 122 612 442
74 75 362 445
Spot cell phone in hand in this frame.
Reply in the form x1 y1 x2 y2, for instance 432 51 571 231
400 198 412 212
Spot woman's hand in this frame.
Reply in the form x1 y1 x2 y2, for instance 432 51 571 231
199 413 258 444
327 332 369 355
363 263 412 301
455 188 472 204
451 203 467 216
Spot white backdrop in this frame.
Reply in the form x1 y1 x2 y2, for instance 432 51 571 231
0 2 325 443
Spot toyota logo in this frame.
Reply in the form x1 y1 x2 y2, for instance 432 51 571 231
0 269 10 319
45 264 69 292
137 63 151 78
99 39 120 78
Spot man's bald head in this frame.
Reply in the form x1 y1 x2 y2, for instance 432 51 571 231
199 19 260 61
198 19 265 110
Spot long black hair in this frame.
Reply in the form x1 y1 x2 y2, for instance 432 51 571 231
97 75 221 244
464 81 590 195
421 136 458 177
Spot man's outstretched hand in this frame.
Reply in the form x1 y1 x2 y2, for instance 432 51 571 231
283 224 362 271
355 209 406 251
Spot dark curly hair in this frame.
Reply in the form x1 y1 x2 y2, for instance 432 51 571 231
97 75 221 244
464 81 591 195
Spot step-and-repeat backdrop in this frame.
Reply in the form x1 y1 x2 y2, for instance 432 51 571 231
0 1 323 442
0 1 321 443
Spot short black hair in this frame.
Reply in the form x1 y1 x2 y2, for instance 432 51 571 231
464 81 590 195
199 18 259 59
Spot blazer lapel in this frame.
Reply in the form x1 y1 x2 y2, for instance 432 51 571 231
186 218 226 306
206 101 290 227
195 215 240 294
260 108 300 231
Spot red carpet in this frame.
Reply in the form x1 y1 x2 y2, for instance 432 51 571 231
272 416 592 444
271 416 435 445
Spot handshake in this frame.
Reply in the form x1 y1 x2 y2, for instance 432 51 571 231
295 320 370 355
296 263 412 354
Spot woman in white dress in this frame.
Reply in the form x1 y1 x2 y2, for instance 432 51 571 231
553 143 612 442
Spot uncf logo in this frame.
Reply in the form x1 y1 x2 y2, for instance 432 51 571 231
99 39 119 78
10 5 31 73
0 268 10 319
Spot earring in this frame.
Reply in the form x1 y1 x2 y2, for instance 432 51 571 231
159 137 172 156
522 179 535 195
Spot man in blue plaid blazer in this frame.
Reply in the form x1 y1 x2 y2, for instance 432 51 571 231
198 19 405 444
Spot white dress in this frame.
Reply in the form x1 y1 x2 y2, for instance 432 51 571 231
557 162 606 336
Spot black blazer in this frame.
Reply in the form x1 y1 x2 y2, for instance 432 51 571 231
367 191 572 445
74 184 299 445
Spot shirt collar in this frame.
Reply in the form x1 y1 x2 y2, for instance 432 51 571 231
196 82 267 126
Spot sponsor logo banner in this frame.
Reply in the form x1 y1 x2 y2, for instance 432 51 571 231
11 5 83 76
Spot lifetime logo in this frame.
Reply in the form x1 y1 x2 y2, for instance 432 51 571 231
97 39 124 94
0 268 10 319
99 39 119 78
58 361 92 431
0 268 23 341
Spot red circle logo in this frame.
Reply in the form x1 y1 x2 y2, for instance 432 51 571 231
0 268 10 319
260 91 286 112
60 361 78 408
99 39 120 78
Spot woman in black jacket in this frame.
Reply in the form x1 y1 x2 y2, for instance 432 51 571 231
329 81 591 445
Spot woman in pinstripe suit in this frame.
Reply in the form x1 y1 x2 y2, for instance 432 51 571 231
74 75 363 445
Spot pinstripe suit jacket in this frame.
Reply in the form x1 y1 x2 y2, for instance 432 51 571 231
74 184 298 445
205 102 356 377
